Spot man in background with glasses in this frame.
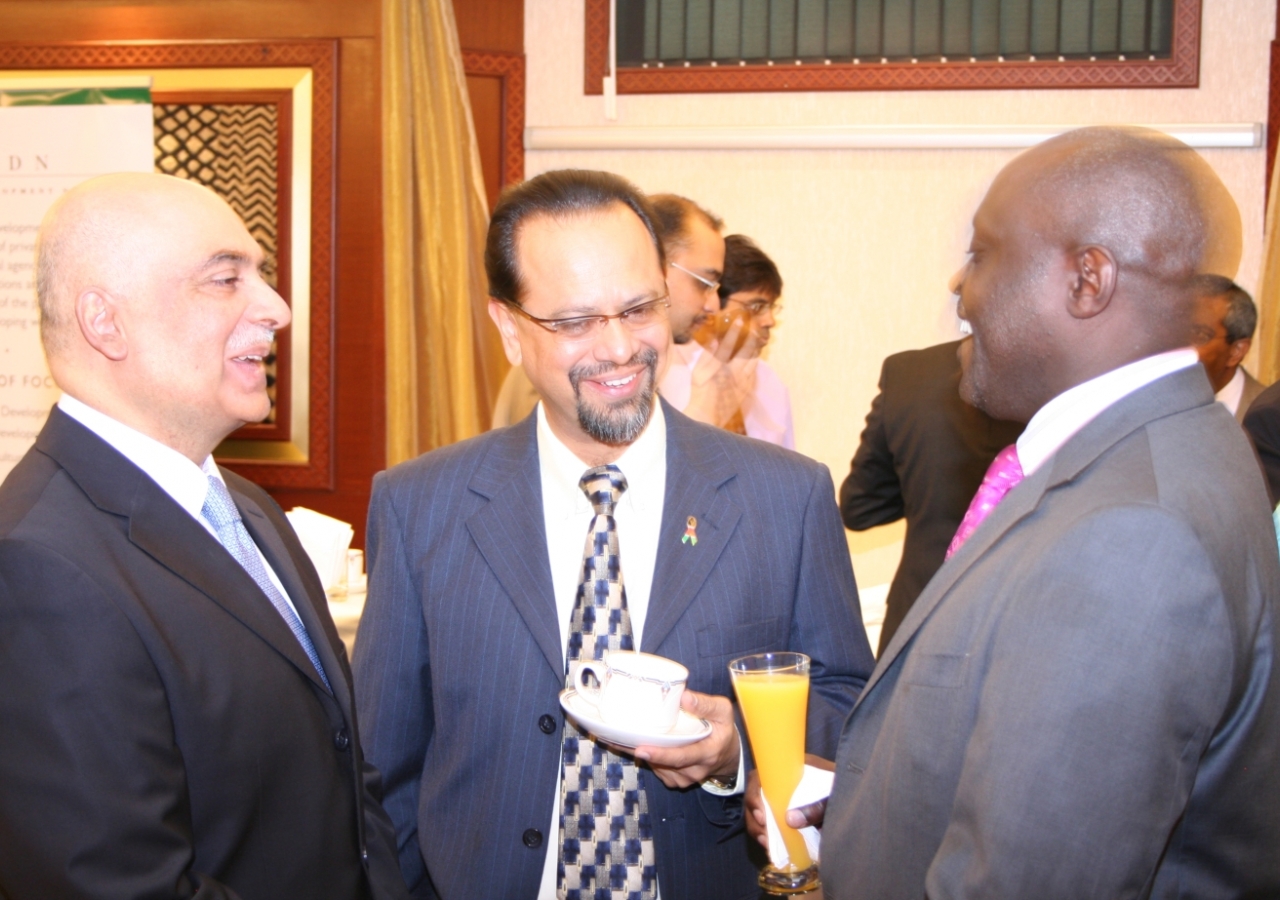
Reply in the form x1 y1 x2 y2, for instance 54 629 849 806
665 233 793 450
650 196 783 443
354 169 873 900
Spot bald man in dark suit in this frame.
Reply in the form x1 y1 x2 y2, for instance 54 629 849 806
0 173 406 900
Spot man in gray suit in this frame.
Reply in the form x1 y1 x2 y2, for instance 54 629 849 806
354 170 873 900
757 127 1280 898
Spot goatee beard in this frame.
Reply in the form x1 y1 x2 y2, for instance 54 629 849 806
569 346 659 446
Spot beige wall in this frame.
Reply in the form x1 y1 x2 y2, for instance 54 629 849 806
524 0 1276 588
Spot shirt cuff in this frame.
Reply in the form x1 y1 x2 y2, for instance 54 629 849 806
700 727 746 796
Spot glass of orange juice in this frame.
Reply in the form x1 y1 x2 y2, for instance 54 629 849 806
728 651 819 895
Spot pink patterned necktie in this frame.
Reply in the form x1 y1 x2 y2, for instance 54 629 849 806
946 444 1024 559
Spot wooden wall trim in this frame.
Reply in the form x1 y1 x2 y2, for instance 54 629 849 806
584 0 1201 95
462 49 525 188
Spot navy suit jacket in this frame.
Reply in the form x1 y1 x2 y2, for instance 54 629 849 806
0 408 407 900
353 401 874 900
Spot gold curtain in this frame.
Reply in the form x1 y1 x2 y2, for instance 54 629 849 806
383 0 508 465
1259 155 1280 385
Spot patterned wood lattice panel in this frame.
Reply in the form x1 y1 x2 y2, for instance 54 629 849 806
584 0 1200 93
154 101 282 423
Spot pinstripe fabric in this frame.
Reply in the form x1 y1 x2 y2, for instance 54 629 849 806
353 401 876 900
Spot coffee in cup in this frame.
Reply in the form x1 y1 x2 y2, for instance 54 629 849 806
575 651 688 733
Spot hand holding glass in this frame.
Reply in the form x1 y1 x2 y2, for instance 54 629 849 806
729 651 819 895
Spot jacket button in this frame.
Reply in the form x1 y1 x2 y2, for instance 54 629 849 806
523 828 543 848
539 714 556 734
333 726 351 751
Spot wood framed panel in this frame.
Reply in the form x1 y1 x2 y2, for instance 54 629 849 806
0 40 337 489
584 0 1201 95
462 48 525 206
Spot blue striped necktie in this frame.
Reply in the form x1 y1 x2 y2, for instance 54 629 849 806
201 475 332 693
558 464 656 900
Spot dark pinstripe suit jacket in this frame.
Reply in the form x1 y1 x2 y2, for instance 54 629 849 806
353 401 874 900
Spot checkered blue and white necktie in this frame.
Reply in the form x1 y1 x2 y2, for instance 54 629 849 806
202 475 332 693
558 465 656 900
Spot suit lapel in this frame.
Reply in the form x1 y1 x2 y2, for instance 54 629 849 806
643 403 741 653
38 409 331 692
864 366 1216 697
234 484 343 699
464 416 564 677
867 462 1051 688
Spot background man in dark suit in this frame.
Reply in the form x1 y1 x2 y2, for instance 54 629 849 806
0 173 407 900
353 170 874 900
756 127 1280 898
1188 274 1266 421
840 340 1023 654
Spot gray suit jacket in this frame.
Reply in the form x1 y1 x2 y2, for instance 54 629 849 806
822 366 1280 899
353 401 874 900
0 408 407 900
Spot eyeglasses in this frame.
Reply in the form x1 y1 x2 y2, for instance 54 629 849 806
725 296 782 317
669 261 721 294
504 296 671 342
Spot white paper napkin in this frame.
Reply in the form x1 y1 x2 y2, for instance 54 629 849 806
758 764 834 868
285 506 354 592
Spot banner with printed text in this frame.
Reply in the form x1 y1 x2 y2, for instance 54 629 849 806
0 81 152 480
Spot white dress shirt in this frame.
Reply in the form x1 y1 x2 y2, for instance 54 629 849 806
1016 348 1200 477
1215 366 1246 416
56 394 300 617
659 342 796 449
536 401 665 898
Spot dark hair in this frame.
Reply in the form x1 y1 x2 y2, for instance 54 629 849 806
1223 285 1257 344
485 169 664 305
717 234 782 307
647 194 724 256
1188 274 1257 343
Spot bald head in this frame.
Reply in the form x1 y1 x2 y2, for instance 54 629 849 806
38 173 227 357
1005 126 1241 285
35 172 290 462
955 126 1243 422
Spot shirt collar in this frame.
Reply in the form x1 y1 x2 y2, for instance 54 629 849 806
57 394 223 520
1016 348 1199 477
535 400 667 520
1215 366 1246 414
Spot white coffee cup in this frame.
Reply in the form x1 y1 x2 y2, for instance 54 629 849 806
575 651 688 733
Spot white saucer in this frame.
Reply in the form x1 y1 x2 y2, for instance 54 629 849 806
559 689 712 749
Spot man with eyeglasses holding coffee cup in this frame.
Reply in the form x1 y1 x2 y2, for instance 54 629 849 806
354 169 873 900
491 194 787 448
